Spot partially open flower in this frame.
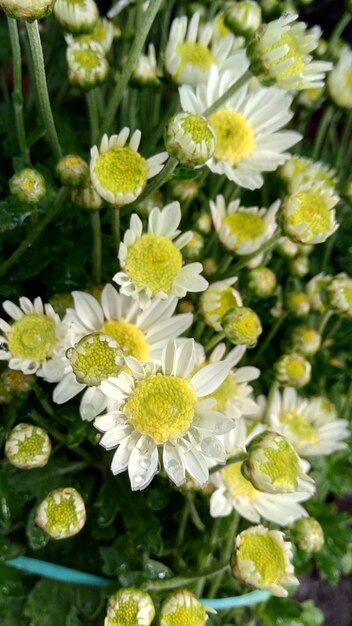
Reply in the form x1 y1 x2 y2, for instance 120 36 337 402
65 17 115 54
0 0 55 21
9 168 46 205
164 112 216 167
105 588 155 626
280 183 339 244
328 47 352 109
54 0 99 35
290 325 321 356
35 487 86 539
133 44 160 86
291 517 324 553
222 306 262 347
327 274 352 317
56 155 90 188
67 42 109 90
232 525 299 596
306 272 331 313
160 590 213 625
242 430 315 494
200 278 242 331
5 423 51 469
225 0 262 37
274 352 311 387
247 267 276 298
285 291 310 317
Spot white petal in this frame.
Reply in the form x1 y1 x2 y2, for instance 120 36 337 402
53 373 83 404
80 387 107 421
190 360 231 397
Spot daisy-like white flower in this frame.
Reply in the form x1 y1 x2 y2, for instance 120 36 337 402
105 588 155 626
133 44 160 86
279 156 337 194
0 297 69 377
5 423 51 470
90 129 168 206
94 339 234 490
250 13 332 91
160 590 214 626
54 0 99 34
35 487 86 540
164 111 216 167
179 67 301 189
210 194 279 255
67 42 109 90
53 284 193 421
65 18 116 55
165 11 240 86
114 203 208 308
232 525 299 597
267 387 350 457
328 47 352 109
196 344 260 420
210 418 309 525
200 277 243 331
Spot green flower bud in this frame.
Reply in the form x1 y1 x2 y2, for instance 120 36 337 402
67 42 109 90
71 184 104 211
222 306 262 347
291 517 324 553
274 353 312 387
9 168 46 205
35 487 86 539
171 180 199 204
247 266 276 298
288 255 309 278
225 1 262 37
0 0 56 21
195 212 212 234
5 423 51 469
291 325 321 356
56 154 89 188
285 291 310 317
160 590 211 626
164 112 216 167
1 369 35 396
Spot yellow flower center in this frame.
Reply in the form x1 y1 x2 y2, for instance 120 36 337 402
221 462 258 499
181 114 215 145
72 48 102 71
12 431 47 464
123 373 196 444
287 191 333 239
8 314 57 363
124 234 183 296
204 372 237 410
280 411 317 445
225 308 261 344
101 319 150 361
175 42 215 77
67 332 124 386
209 109 256 165
107 598 140 626
286 359 306 380
223 212 265 247
205 287 241 321
161 598 207 626
238 533 286 585
344 286 352 306
94 146 148 196
262 31 305 81
258 437 300 490
45 494 80 535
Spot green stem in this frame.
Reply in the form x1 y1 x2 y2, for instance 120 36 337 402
252 313 287 365
186 494 206 532
120 157 178 216
195 518 221 597
176 499 190 550
25 20 62 159
7 18 30 162
205 331 226 353
335 110 352 169
208 512 239 598
203 70 252 117
111 207 120 257
312 107 334 161
102 0 163 135
328 13 352 50
0 187 69 278
209 453 247 476
318 310 333 335
86 89 100 147
142 559 230 592
90 210 102 284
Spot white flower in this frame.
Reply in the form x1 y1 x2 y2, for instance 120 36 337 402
105 588 155 626
165 11 238 86
53 285 193 421
160 590 213 626
268 387 350 457
210 418 309 525
328 47 352 109
133 43 160 85
35 487 86 540
90 129 168 206
0 297 69 376
54 0 99 35
180 67 301 189
65 18 116 55
210 194 279 255
67 42 109 90
94 339 234 490
114 203 208 308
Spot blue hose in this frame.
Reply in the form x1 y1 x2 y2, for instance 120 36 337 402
7 556 270 609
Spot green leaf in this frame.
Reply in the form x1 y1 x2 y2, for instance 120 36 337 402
26 508 49 551
25 580 79 626
259 598 324 626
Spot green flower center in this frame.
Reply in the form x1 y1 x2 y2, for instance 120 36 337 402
221 462 258 499
181 114 215 145
223 212 265 247
101 319 150 361
67 333 124 386
107 598 140 626
209 109 256 165
280 411 318 445
45 495 81 535
12 431 47 464
161 601 207 626
287 191 333 239
94 146 148 196
8 314 57 363
72 48 102 71
124 234 183 296
258 438 300 490
238 533 286 585
286 358 306 381
123 373 196 444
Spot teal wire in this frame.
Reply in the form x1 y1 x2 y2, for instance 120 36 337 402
7 557 271 608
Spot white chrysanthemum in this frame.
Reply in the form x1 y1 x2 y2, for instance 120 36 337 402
200 277 243 330
105 588 155 626
251 13 332 91
94 339 234 490
279 156 337 194
233 525 299 597
65 18 115 55
165 11 238 86
179 67 301 189
90 129 168 206
328 47 352 109
210 418 309 525
114 203 208 309
210 194 279 255
54 0 99 35
52 285 193 421
133 43 160 86
197 344 260 420
0 297 69 377
160 590 213 626
268 387 350 457
67 42 109 90
35 487 86 540
5 423 51 470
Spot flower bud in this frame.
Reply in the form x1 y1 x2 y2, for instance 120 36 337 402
222 306 262 347
67 42 109 90
195 212 212 234
274 353 311 387
200 279 242 331
306 272 330 313
0 0 56 21
291 517 324 553
164 112 216 167
242 431 315 494
225 1 262 37
54 0 98 34
276 236 299 258
56 154 89 188
132 44 160 87
291 325 321 356
35 487 86 539
247 266 276 298
5 423 51 469
9 168 46 205
232 525 298 597
288 255 309 278
105 588 155 626
183 232 204 261
160 590 211 626
285 291 310 317
280 185 339 244
1 369 35 396
171 180 199 204
71 184 104 211
327 274 352 317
